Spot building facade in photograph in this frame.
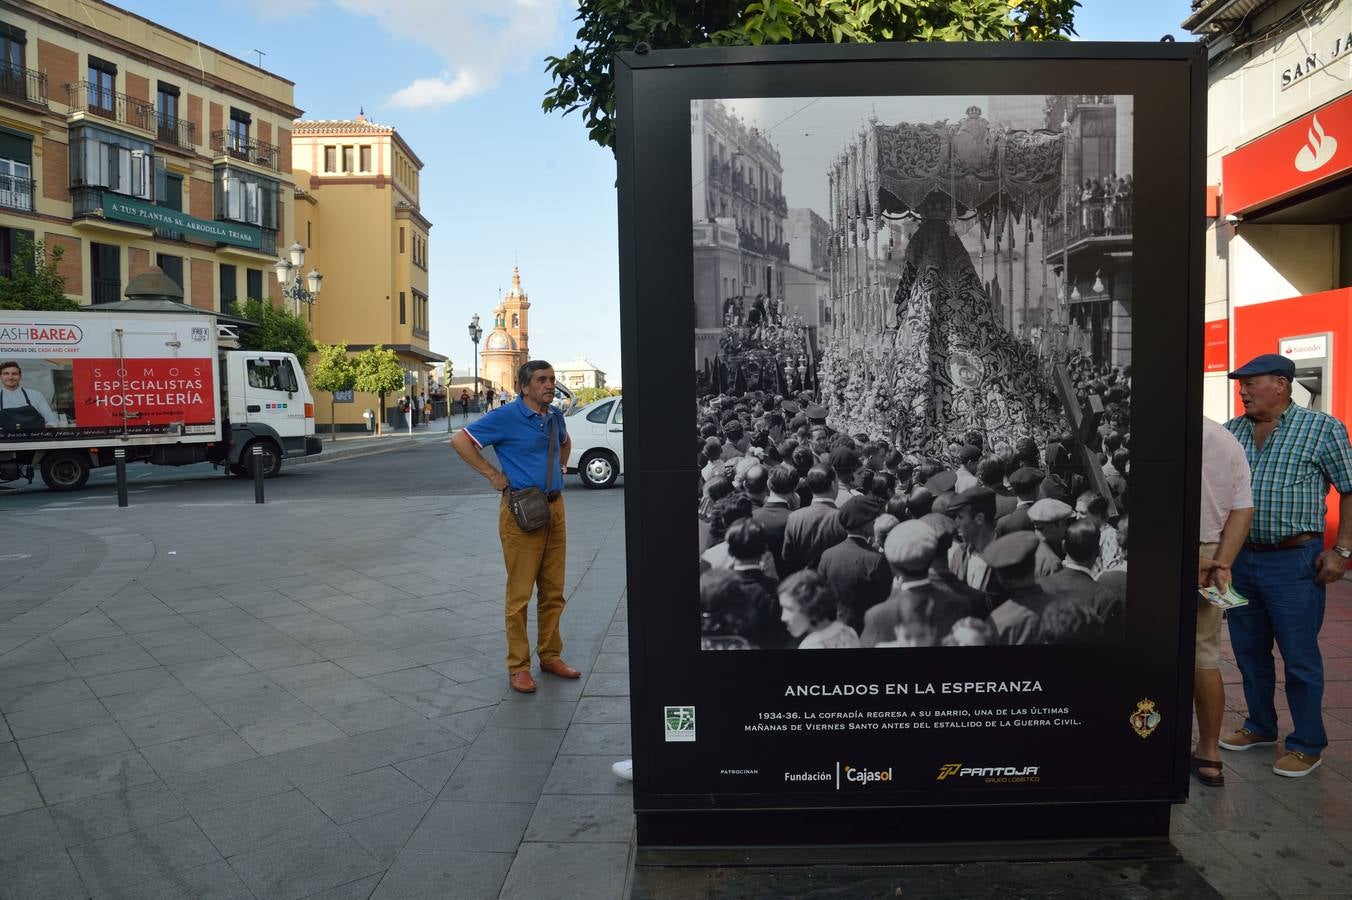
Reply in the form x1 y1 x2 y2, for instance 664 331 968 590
0 0 298 310
1187 0 1352 435
291 113 443 429
554 357 606 392
479 266 530 397
690 98 790 367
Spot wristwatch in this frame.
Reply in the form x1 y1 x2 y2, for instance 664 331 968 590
1334 545 1352 560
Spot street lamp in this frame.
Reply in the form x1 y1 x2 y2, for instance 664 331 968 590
274 241 322 316
467 313 483 414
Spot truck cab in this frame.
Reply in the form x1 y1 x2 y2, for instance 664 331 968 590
221 350 322 477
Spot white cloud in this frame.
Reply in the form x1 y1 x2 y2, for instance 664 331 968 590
334 0 568 110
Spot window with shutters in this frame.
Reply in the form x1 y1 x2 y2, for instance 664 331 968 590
0 129 32 212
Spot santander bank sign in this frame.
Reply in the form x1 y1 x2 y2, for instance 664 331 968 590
1222 92 1352 216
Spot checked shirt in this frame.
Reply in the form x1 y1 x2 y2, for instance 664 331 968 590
1226 402 1352 544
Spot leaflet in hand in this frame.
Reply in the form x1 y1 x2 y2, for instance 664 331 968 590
1199 584 1249 609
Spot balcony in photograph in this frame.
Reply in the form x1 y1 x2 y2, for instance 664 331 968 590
65 81 154 134
0 65 47 109
0 173 34 213
210 130 280 172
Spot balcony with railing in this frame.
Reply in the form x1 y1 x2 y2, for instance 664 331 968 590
0 65 47 108
155 112 196 152
0 173 34 212
65 81 154 132
1044 194 1133 256
211 130 280 172
91 277 121 305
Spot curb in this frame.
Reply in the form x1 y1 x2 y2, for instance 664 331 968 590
294 430 452 466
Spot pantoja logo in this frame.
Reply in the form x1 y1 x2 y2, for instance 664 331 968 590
936 763 1040 780
843 764 892 784
1294 114 1338 173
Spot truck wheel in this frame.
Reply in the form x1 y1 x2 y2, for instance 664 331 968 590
578 450 618 489
243 440 282 478
40 451 91 492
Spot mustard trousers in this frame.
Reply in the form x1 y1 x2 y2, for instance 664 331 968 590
499 496 567 673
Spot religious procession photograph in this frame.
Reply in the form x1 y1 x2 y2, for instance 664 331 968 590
692 94 1135 651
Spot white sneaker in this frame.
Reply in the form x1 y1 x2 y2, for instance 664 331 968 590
611 759 633 781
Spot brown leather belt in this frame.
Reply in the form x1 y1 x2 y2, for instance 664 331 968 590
1245 532 1320 553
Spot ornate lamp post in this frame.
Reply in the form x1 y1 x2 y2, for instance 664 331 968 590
273 242 322 315
468 313 483 412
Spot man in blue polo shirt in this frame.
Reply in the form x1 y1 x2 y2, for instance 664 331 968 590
450 360 577 694
1221 353 1352 778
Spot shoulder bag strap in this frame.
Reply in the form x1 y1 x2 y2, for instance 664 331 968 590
544 412 556 493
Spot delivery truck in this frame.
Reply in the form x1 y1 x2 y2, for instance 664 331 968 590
0 309 321 491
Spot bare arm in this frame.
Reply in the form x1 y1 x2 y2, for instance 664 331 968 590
450 430 508 492
1200 506 1253 590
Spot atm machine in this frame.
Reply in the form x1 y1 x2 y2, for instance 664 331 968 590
1279 332 1332 413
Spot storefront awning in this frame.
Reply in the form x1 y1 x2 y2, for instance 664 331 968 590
1221 90 1352 220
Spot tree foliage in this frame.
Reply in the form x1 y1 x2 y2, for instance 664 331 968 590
573 386 622 408
231 299 318 368
310 342 357 441
352 345 407 435
0 236 79 311
544 0 1080 151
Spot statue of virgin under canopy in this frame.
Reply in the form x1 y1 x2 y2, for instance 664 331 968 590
822 106 1070 457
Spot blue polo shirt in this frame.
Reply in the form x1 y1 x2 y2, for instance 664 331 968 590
463 399 568 492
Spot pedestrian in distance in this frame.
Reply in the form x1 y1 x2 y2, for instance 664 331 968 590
1191 416 1253 788
1221 353 1352 777
460 389 470 417
450 360 580 694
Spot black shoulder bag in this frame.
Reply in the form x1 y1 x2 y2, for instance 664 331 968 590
506 413 556 532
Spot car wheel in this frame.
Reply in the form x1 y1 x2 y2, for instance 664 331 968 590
40 451 91 492
579 450 618 489
243 441 283 478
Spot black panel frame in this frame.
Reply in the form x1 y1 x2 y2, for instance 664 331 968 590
615 41 1206 851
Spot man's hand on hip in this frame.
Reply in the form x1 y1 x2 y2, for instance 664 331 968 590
488 470 509 492
1314 549 1348 586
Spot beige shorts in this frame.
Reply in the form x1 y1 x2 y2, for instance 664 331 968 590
1195 542 1222 670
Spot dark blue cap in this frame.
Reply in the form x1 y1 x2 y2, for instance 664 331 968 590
1229 353 1295 380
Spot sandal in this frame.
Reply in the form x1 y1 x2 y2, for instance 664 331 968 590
1190 754 1225 787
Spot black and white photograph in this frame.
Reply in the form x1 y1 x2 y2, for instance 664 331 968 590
693 94 1135 650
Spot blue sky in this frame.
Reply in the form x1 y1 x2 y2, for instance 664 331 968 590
119 0 1194 384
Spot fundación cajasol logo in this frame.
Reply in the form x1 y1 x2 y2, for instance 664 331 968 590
664 706 696 742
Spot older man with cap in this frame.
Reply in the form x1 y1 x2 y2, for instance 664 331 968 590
862 521 949 647
996 467 1044 536
818 496 892 632
1028 497 1075 577
984 531 1058 645
1220 353 1352 778
920 512 991 622
948 486 999 592
954 445 982 493
830 445 862 506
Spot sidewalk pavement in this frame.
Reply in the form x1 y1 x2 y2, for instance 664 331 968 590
299 413 483 465
1 484 1350 898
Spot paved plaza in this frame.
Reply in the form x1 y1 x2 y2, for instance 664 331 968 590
0 441 1350 898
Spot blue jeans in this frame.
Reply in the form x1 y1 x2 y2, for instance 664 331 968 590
1227 541 1327 756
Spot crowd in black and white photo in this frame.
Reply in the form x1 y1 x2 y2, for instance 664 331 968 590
697 362 1132 650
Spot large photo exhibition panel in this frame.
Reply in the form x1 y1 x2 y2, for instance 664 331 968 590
620 48 1202 816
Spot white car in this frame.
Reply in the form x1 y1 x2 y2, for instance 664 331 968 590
564 395 624 488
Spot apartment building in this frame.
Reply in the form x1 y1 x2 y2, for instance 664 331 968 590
0 0 299 309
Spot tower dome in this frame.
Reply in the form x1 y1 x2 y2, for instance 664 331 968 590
485 330 517 351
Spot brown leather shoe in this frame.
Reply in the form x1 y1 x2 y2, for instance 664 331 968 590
509 671 537 693
539 658 581 679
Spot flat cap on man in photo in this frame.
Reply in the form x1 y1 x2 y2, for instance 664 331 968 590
804 403 828 420
927 469 958 495
947 485 996 513
1228 353 1295 380
980 530 1041 569
883 520 940 572
781 400 800 414
838 495 882 531
1008 466 1044 491
920 512 958 541
959 444 981 463
1028 498 1076 524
